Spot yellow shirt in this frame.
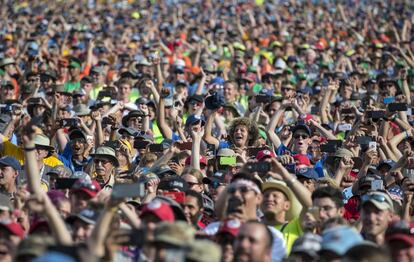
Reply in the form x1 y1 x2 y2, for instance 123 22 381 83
274 217 303 255
2 140 63 167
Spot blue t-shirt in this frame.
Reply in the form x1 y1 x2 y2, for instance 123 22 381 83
58 143 91 173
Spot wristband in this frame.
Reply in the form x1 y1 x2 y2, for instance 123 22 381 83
287 177 297 186
405 130 410 139
24 147 36 151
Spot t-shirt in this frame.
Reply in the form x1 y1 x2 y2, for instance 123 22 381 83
2 140 62 167
274 217 303 255
64 81 80 92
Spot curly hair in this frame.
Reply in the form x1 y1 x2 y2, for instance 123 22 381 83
228 117 259 147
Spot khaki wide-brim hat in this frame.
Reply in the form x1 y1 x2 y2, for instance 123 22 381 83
34 134 55 152
90 146 119 167
262 179 302 221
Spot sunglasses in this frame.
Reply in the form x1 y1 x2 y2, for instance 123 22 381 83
189 101 202 106
294 134 309 139
210 181 225 189
187 182 200 187
282 87 294 92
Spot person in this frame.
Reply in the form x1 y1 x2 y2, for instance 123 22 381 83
385 220 414 262
214 219 241 262
0 156 21 196
90 146 119 188
311 187 345 224
360 190 394 245
233 221 273 262
182 190 204 229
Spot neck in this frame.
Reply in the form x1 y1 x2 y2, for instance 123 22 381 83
38 161 44 169
73 154 84 161
362 231 385 245
262 212 287 226
1 183 16 194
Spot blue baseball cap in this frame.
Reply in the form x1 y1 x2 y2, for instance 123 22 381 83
185 114 205 127
377 160 396 171
321 226 363 255
296 167 319 180
0 156 21 171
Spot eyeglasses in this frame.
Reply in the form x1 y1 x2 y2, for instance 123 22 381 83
189 101 202 106
94 158 111 165
282 87 294 92
129 117 143 122
186 182 200 187
228 186 252 194
294 134 309 139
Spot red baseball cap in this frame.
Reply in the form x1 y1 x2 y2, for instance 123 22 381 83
0 221 24 239
256 150 276 161
217 219 242 237
140 200 175 222
293 154 311 166
71 179 101 198
185 156 207 166
386 221 414 246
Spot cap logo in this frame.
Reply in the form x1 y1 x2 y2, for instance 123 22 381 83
148 200 162 210
171 181 184 188
227 219 241 229
263 150 271 155
80 209 94 218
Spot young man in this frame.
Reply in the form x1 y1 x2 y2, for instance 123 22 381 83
311 186 345 224
360 190 394 245
182 190 204 229
0 157 21 196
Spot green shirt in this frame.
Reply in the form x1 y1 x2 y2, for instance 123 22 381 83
274 217 303 255
64 81 80 92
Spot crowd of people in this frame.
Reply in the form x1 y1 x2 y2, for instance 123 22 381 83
0 0 414 261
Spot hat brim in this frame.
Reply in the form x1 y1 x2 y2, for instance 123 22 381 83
361 199 390 211
386 234 414 246
66 214 96 225
262 181 302 221
90 153 119 167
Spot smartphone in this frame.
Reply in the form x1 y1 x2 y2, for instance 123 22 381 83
161 191 185 204
368 141 377 151
356 136 372 145
176 142 193 151
310 106 319 115
59 118 79 127
55 178 78 189
134 140 150 149
28 97 41 104
383 97 395 104
320 143 338 153
255 95 272 104
388 103 408 112
219 156 237 166
367 110 385 119
337 123 352 132
340 108 353 114
247 147 267 157
371 179 383 190
111 182 146 199
148 144 164 152
97 91 112 99
246 162 271 173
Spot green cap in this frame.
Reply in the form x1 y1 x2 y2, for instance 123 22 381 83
69 61 81 69
298 73 307 80
259 129 267 140
295 62 305 69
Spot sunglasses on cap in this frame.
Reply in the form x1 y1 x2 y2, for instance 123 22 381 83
361 192 389 205
210 180 226 189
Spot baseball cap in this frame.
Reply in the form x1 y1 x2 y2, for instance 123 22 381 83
291 233 322 257
377 160 396 171
203 171 227 185
0 156 21 171
256 149 276 161
68 129 87 141
70 179 101 198
385 220 414 246
185 156 207 166
321 225 363 255
0 221 24 239
140 200 175 222
217 148 236 157
296 167 319 180
293 154 311 167
185 114 205 127
216 219 241 237
66 208 100 225
118 127 138 137
158 176 189 192
291 124 311 136
360 190 393 211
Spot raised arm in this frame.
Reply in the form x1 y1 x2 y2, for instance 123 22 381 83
203 111 220 149
157 89 173 139
190 127 204 170
266 106 285 149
